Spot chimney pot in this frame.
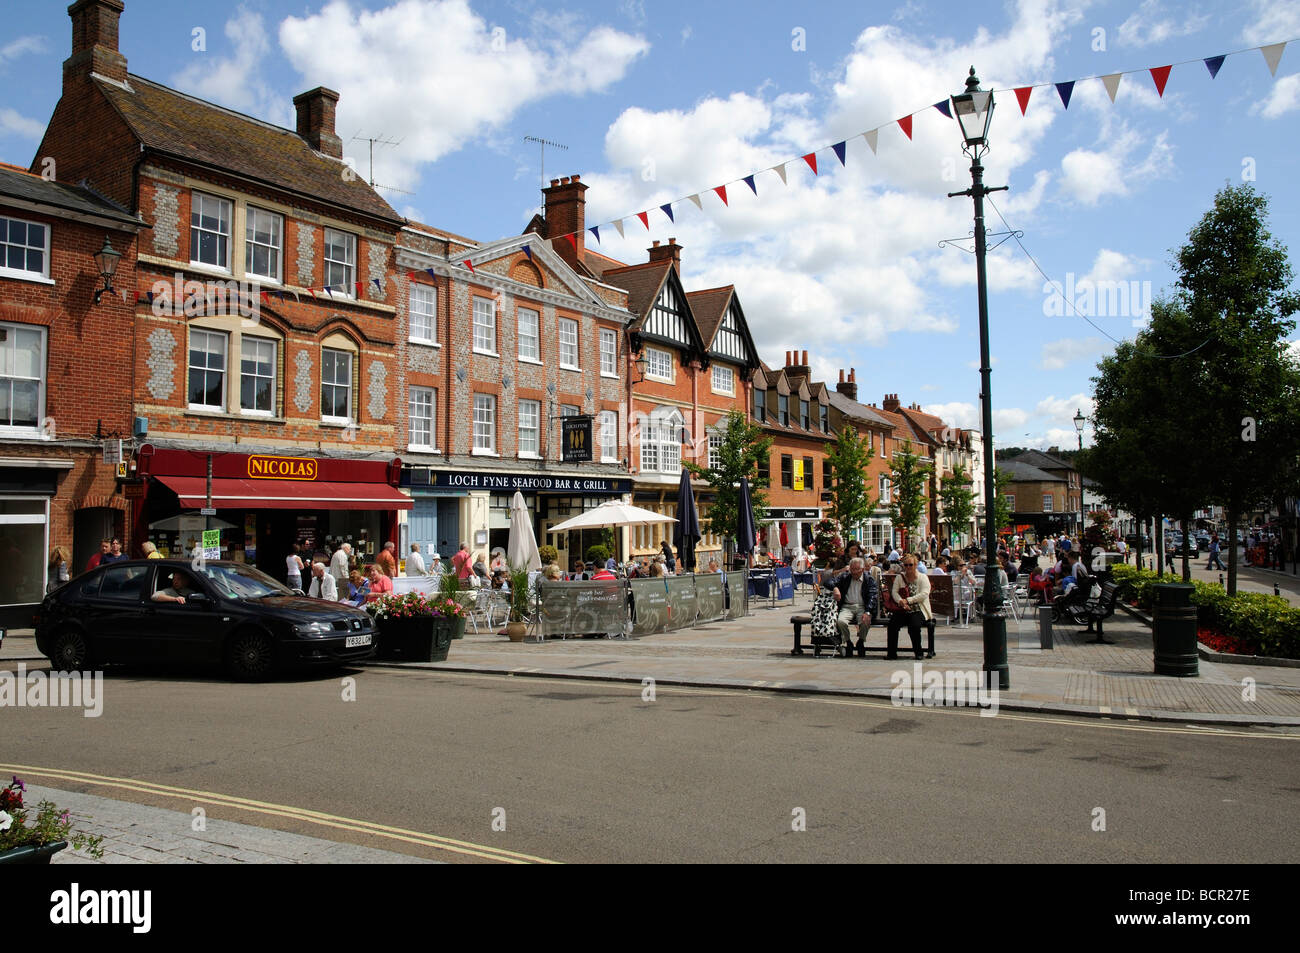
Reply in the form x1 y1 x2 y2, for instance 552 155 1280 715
839 369 845 383
550 178 560 187
293 86 342 159
652 240 660 247
668 237 676 245
65 0 128 87
542 173 588 269
571 174 580 183
849 368 856 382
801 350 808 366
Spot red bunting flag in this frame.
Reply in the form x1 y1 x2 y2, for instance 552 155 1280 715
802 152 818 175
260 291 269 304
1014 86 1033 115
563 234 577 253
713 185 728 206
898 115 913 140
1149 65 1172 97
463 260 475 274
637 211 650 229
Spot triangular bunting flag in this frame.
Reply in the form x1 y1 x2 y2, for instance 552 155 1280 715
372 278 381 291
1261 42 1286 76
1204 55 1225 79
933 100 952 118
323 287 333 297
743 174 757 195
522 244 533 260
261 290 269 303
462 260 475 274
773 163 788 185
355 281 364 297
612 218 625 238
802 152 818 174
1014 86 1032 115
863 129 878 154
636 211 650 229
425 269 437 280
713 185 728 206
1149 65 1172 97
407 271 417 279
898 115 912 140
1055 81 1075 109
660 204 674 222
562 235 577 253
588 226 600 244
120 288 129 304
687 193 703 210
1101 72 1122 103
145 291 154 304
832 141 846 166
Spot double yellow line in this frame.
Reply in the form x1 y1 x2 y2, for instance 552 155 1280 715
1 763 557 864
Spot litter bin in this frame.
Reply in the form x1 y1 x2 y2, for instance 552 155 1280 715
1037 605 1053 650
1152 583 1198 677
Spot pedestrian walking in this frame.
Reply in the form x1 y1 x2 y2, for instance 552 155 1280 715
1206 534 1224 571
286 543 305 590
453 542 472 581
330 542 352 588
407 544 426 576
47 546 70 592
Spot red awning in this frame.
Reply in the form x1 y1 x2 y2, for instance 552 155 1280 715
155 475 412 510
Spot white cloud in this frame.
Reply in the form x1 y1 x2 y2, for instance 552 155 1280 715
0 107 44 140
1254 73 1300 119
1035 393 1095 421
1058 126 1174 205
923 401 980 430
1116 0 1209 47
965 356 1001 370
274 0 648 189
171 8 291 128
1083 248 1151 285
0 35 46 68
1241 0 1300 46
1040 336 1105 369
994 407 1030 431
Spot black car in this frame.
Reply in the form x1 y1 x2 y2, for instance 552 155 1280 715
35 560 376 680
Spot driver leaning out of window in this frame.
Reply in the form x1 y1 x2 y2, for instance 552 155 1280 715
152 570 198 605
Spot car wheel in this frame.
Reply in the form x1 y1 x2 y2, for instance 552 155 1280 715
50 627 92 672
226 629 276 682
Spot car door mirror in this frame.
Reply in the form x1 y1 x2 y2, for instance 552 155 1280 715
186 591 212 606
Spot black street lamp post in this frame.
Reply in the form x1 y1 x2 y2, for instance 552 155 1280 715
1074 408 1086 539
948 67 1009 691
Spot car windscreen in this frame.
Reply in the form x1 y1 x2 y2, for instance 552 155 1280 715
197 564 293 600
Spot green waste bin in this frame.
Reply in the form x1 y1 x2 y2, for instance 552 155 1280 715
1152 583 1198 677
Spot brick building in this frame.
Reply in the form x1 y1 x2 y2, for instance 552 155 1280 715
825 368 897 550
998 448 1082 537
752 352 834 556
392 176 634 570
33 0 411 580
0 162 144 625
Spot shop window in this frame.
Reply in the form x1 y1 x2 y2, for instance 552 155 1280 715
0 498 47 605
188 328 227 410
0 322 45 431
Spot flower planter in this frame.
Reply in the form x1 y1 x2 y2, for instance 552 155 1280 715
452 616 466 640
375 617 451 663
0 841 68 865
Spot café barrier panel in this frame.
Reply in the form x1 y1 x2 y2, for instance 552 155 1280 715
664 576 699 631
694 574 726 624
537 580 629 638
537 574 753 638
629 579 669 636
725 571 748 619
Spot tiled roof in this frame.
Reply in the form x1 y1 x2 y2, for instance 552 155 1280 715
1006 449 1074 472
582 248 628 277
900 405 947 436
999 458 1064 482
97 75 403 226
827 390 894 429
0 163 140 228
405 219 479 247
686 285 732 349
600 259 671 329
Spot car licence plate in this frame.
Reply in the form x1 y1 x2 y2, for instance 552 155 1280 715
345 634 372 648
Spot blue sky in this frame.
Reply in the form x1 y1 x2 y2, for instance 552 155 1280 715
3 0 1298 450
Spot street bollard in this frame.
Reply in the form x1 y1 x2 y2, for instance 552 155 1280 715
1153 583 1198 677
1037 605 1053 650
1275 583 1281 597
1219 573 1224 588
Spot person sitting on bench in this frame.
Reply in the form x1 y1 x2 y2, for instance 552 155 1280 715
887 556 932 660
826 557 878 658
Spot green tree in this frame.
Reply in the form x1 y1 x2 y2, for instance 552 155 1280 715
683 409 773 551
938 464 975 546
992 467 1012 538
825 425 875 535
888 440 931 551
1169 183 1300 593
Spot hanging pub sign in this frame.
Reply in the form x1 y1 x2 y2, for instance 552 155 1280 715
561 416 593 463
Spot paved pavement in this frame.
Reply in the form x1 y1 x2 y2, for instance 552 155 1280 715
1133 548 1300 601
364 587 1300 727
21 784 434 864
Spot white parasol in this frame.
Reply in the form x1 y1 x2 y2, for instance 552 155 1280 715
548 500 677 534
507 490 543 571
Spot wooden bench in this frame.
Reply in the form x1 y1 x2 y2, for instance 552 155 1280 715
790 613 843 657
1081 581 1120 644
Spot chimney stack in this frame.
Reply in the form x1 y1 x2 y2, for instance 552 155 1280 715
883 393 901 413
835 368 857 401
65 0 127 88
293 87 342 159
543 174 588 270
647 236 682 269
787 350 810 378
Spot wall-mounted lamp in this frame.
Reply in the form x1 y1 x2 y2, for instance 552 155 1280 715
92 237 122 305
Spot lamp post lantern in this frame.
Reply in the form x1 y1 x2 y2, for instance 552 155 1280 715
948 67 1009 691
1074 408 1086 539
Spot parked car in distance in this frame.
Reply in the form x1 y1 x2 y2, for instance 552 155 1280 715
35 560 376 681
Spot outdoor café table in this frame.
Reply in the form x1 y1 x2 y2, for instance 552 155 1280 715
792 571 816 591
747 569 775 604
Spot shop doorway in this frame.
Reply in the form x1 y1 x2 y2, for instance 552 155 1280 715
74 507 117 572
257 511 300 583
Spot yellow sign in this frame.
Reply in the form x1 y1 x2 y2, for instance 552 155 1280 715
116 462 127 478
793 459 804 491
247 455 318 480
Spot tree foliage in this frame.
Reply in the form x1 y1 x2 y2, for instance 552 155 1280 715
683 410 773 544
938 464 975 544
992 467 1012 536
888 440 931 550
825 425 875 532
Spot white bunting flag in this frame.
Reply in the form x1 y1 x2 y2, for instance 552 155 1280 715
773 163 788 185
1101 72 1122 103
687 193 703 211
1261 42 1286 76
611 218 625 238
863 129 879 154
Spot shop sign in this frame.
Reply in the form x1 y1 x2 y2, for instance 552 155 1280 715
765 508 819 520
561 416 593 463
122 482 145 499
793 459 804 491
201 529 221 561
247 455 318 480
425 470 631 495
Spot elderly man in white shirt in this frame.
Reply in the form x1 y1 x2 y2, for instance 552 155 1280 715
407 544 426 576
308 562 338 601
329 543 352 588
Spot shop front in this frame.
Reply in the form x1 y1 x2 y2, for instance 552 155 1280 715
402 467 631 570
0 461 65 628
133 447 410 584
761 506 821 561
